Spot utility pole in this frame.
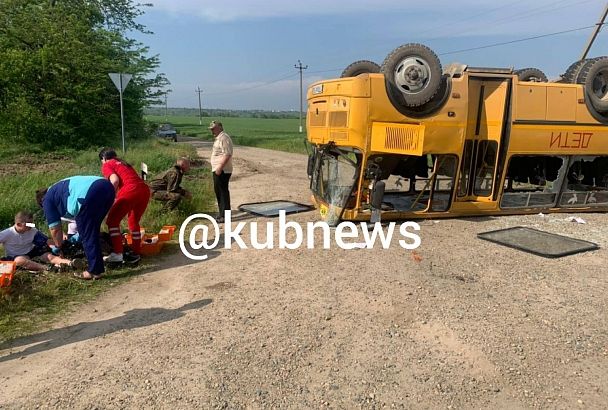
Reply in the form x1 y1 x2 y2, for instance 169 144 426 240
294 60 308 133
164 92 168 121
580 3 608 60
195 87 203 125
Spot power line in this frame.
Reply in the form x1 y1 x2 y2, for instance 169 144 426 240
438 24 600 56
307 68 342 75
581 2 608 59
204 72 298 96
184 20 603 99
435 0 594 40
416 0 530 38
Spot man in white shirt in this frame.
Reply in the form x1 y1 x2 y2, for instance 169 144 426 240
208 121 234 223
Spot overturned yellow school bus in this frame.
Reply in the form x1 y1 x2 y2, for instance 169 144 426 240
306 43 608 224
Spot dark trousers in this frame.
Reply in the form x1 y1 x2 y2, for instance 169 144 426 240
213 171 231 217
76 179 115 275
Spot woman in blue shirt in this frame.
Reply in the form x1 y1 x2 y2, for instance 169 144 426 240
36 176 115 280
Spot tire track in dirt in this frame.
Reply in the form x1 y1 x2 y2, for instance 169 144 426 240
1 139 607 408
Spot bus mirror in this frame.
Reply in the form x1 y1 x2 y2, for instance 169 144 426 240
371 180 385 209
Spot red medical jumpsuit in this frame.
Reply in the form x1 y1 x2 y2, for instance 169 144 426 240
102 159 151 254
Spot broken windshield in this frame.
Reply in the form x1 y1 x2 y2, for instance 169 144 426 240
311 147 359 210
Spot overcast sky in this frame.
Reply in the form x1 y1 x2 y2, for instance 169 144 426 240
137 0 606 110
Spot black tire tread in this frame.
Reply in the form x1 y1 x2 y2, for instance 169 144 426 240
577 56 608 113
561 59 590 83
574 57 602 84
514 67 548 82
340 60 381 78
380 43 442 107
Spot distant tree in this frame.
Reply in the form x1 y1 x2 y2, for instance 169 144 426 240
0 0 168 149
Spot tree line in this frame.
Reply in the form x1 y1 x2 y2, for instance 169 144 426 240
0 0 167 150
145 107 302 120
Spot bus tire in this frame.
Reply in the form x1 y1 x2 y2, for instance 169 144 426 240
561 58 592 83
514 67 547 82
577 56 608 113
574 57 602 83
385 74 451 118
341 60 381 78
381 43 442 107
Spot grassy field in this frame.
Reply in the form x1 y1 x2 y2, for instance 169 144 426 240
146 115 309 154
0 138 214 342
1 115 305 342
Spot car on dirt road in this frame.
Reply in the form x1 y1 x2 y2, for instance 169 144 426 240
157 123 177 142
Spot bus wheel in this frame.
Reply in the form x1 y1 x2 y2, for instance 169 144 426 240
341 60 381 78
561 58 593 83
385 74 450 118
578 56 608 113
514 67 547 82
381 43 442 107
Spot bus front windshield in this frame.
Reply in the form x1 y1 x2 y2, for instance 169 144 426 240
311 146 360 210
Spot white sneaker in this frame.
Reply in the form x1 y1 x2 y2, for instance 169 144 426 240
103 253 123 263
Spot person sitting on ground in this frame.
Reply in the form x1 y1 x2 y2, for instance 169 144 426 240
0 210 80 272
99 147 150 263
148 158 192 211
36 175 115 280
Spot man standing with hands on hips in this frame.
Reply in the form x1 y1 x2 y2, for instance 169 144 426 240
209 120 233 223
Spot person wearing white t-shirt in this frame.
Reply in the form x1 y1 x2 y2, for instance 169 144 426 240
0 211 77 272
208 120 234 223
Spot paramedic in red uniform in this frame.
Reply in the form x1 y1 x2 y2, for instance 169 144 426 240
99 148 151 263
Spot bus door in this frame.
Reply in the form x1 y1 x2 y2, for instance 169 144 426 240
455 76 510 209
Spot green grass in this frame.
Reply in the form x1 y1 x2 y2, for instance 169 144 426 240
1 116 306 342
0 139 213 230
0 138 214 342
146 115 309 154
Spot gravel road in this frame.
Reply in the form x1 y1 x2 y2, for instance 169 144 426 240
1 140 607 409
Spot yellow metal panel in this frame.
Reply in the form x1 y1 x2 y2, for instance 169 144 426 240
307 128 326 144
307 98 328 144
308 99 327 126
370 122 424 155
307 75 371 100
575 86 603 123
514 84 547 121
509 124 608 154
547 87 576 121
329 111 348 127
330 131 348 141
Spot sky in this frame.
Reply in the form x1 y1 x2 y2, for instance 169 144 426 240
136 0 607 110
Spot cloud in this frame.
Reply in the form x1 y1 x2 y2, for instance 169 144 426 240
167 76 327 110
149 0 488 22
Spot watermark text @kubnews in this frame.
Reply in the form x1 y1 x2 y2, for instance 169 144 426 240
179 211 421 260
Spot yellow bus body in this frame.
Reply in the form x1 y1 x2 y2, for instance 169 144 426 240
306 70 608 222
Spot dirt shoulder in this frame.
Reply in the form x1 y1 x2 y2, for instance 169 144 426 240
1 140 607 409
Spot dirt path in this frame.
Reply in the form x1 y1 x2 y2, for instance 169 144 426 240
1 141 607 409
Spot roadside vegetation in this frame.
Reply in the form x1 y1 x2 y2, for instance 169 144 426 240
0 139 214 342
147 115 309 155
0 0 307 345
0 0 167 150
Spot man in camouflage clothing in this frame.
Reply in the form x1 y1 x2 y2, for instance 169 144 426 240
149 158 191 211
